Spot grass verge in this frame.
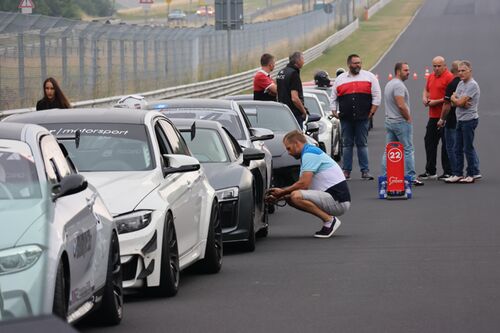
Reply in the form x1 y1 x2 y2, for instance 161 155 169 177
301 0 424 82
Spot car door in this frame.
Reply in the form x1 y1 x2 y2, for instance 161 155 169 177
40 135 98 311
153 120 200 255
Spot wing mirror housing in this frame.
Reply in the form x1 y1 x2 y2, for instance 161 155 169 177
242 147 265 166
306 114 321 123
250 127 274 142
52 174 88 201
162 154 201 176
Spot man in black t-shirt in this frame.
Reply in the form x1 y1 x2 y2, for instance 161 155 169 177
438 60 462 179
276 51 308 128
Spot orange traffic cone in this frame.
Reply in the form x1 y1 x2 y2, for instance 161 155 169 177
413 72 418 80
424 67 430 79
388 73 393 80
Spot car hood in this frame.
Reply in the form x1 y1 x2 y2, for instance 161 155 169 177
83 171 160 215
0 199 47 249
202 163 244 190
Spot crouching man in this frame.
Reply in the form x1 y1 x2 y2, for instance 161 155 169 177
267 130 351 238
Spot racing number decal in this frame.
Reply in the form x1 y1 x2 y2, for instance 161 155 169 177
388 148 402 163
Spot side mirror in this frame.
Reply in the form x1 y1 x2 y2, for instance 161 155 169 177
242 147 265 166
250 127 274 142
305 121 320 134
163 154 201 176
306 114 321 123
52 174 88 201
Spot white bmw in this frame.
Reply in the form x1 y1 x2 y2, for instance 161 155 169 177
5 109 222 297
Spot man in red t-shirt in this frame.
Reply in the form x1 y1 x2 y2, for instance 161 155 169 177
418 56 454 180
253 53 277 101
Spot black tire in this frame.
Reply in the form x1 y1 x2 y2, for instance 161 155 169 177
196 201 223 274
92 232 123 326
157 213 180 297
256 226 268 238
52 260 68 321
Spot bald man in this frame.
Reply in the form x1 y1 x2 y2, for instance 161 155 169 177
418 56 454 180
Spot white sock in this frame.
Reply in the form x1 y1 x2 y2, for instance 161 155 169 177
324 217 335 228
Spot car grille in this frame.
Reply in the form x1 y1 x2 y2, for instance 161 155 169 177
220 200 238 229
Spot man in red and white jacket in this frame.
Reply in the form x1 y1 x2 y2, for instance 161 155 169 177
253 53 277 101
330 54 381 180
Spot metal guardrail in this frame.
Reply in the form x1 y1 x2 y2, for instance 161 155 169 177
1 0 394 119
0 19 358 119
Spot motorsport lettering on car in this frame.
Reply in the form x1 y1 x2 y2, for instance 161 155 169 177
49 128 129 136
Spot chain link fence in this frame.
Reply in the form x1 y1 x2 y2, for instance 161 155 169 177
0 0 357 111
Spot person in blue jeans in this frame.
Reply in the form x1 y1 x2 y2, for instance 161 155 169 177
447 60 481 184
330 54 381 180
438 61 461 180
380 62 423 186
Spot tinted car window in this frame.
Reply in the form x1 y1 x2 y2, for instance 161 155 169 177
180 129 229 163
243 105 299 132
304 96 323 117
159 120 191 155
40 135 71 183
45 123 154 172
161 109 246 140
0 140 41 199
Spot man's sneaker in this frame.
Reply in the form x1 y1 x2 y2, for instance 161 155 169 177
438 174 451 181
314 218 342 239
361 172 374 180
445 175 463 183
459 176 475 184
473 174 482 180
343 170 351 180
418 172 438 180
412 179 424 186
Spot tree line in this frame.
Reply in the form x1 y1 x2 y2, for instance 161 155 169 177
1 0 114 19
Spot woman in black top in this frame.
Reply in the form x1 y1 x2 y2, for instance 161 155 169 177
36 77 71 110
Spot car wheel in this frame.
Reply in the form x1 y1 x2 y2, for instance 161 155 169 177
52 260 68 321
91 232 123 325
196 201 223 274
157 213 180 297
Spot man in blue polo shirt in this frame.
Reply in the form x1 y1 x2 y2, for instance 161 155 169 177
267 130 351 238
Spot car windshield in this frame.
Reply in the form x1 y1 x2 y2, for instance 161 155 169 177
304 96 324 117
180 128 229 163
44 123 154 172
242 105 299 132
161 109 246 141
0 140 42 199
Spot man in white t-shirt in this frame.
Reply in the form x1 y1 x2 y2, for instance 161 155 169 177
267 130 351 238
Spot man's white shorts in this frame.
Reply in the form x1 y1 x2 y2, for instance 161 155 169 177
299 190 351 216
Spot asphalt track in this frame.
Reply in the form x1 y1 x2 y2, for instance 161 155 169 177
80 0 500 331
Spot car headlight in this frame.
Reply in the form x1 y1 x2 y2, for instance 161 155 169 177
0 245 43 275
215 187 239 202
115 210 153 234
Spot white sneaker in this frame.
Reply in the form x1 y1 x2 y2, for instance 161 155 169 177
459 176 475 184
445 175 463 183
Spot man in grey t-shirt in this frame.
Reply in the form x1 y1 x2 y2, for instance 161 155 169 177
447 60 481 183
381 62 423 185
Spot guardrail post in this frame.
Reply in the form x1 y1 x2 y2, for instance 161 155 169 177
133 40 138 89
39 33 47 85
91 37 98 98
120 39 126 94
107 38 113 94
79 36 85 95
62 37 68 86
17 33 25 99
143 39 148 80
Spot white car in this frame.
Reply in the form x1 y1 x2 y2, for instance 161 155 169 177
4 109 222 297
303 91 341 161
0 123 122 325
